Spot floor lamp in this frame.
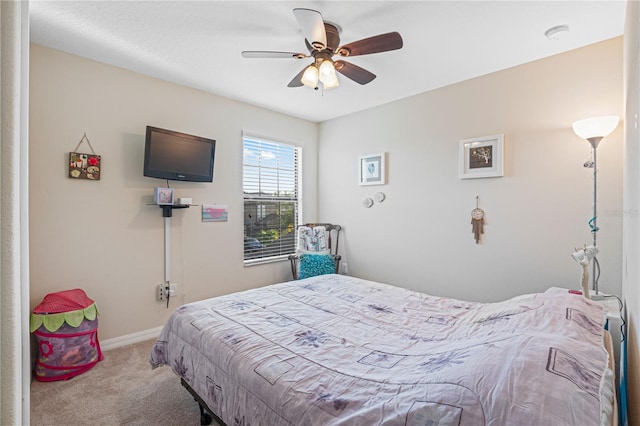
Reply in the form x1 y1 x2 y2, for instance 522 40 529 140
571 115 619 298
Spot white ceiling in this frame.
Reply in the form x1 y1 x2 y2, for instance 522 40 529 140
29 1 626 123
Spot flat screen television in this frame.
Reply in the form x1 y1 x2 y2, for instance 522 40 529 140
143 126 216 182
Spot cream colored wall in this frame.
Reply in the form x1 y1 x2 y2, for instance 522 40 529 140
27 31 633 422
623 0 639 423
29 37 626 349
319 38 624 303
29 45 318 340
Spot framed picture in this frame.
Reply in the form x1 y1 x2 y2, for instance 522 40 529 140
359 152 387 186
202 204 228 222
459 134 504 179
69 152 101 180
154 187 174 205
68 134 101 180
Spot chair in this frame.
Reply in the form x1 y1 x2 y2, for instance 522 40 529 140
288 223 342 280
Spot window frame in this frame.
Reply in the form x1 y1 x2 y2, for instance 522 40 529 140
242 133 302 265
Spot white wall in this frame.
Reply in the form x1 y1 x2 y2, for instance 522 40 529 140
623 0 640 423
29 45 318 340
319 38 623 303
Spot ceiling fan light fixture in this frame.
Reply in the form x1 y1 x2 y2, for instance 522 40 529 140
242 8 404 90
301 64 319 88
322 75 340 89
319 60 337 80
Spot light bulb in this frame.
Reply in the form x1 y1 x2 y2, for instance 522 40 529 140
318 60 339 89
323 76 340 89
319 60 335 80
301 65 318 88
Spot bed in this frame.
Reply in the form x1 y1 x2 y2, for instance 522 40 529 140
150 274 617 425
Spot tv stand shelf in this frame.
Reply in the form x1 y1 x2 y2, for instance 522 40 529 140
160 204 190 217
147 204 197 217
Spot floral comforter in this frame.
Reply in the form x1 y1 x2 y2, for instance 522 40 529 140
150 274 615 425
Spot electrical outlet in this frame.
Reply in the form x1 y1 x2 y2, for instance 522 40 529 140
341 263 349 275
158 283 179 301
157 284 166 301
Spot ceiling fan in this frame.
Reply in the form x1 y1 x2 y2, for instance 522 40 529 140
241 8 403 90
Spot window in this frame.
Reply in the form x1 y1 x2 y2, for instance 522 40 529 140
243 134 301 263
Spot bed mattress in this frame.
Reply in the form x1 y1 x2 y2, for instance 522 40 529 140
150 274 615 425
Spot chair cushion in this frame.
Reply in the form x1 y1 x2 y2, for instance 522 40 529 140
299 254 335 279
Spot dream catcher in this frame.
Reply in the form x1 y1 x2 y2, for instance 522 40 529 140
471 196 485 244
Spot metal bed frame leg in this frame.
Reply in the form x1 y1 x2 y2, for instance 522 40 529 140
198 401 213 426
180 378 224 426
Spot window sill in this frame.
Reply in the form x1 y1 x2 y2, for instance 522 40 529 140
243 255 290 267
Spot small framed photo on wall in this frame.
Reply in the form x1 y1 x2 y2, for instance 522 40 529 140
154 187 174 205
359 152 387 186
202 204 228 222
459 134 504 179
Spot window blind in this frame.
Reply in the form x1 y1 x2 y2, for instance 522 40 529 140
243 135 301 263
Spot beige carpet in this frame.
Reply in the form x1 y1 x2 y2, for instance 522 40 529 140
31 339 221 426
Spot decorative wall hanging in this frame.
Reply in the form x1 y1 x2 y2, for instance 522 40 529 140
202 204 229 222
459 134 504 179
373 192 386 203
154 187 174 205
471 196 485 244
69 133 101 180
359 152 387 186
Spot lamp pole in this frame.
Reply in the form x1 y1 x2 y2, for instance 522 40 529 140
587 136 603 295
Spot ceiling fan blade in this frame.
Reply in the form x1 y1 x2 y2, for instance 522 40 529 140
337 32 403 57
334 60 376 85
287 67 307 87
293 8 327 50
241 51 307 59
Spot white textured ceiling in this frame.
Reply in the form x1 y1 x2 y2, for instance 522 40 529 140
29 1 626 123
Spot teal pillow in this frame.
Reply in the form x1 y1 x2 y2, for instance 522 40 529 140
299 254 335 279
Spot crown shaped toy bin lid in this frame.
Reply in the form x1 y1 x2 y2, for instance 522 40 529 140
30 289 98 333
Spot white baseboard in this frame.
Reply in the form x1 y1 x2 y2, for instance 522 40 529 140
100 326 163 351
